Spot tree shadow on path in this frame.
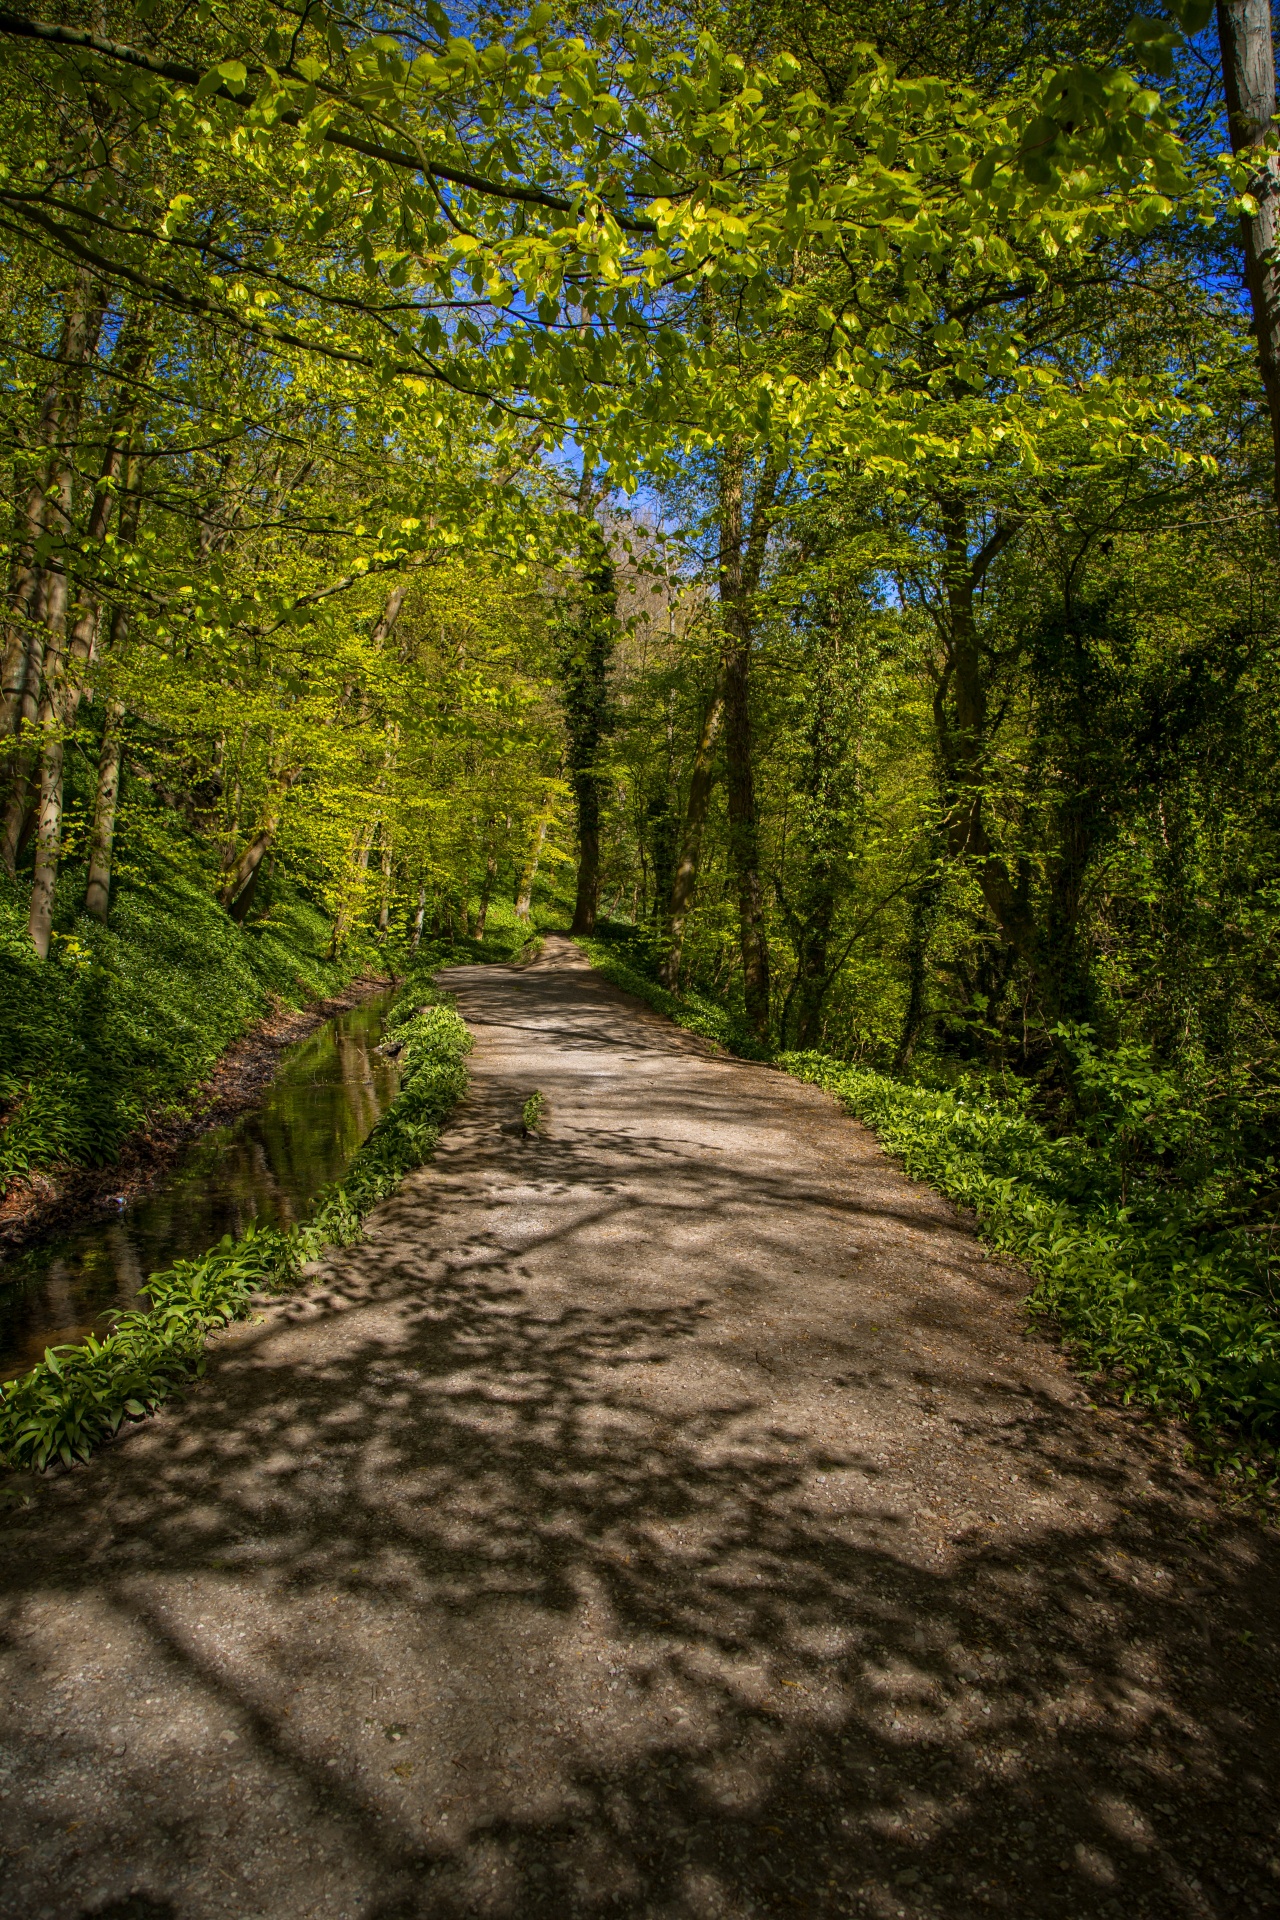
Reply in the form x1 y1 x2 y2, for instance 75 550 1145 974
1 958 1278 1920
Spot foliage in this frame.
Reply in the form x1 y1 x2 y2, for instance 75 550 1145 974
521 1089 545 1133
576 929 769 1057
2 0 1279 1471
0 986 471 1471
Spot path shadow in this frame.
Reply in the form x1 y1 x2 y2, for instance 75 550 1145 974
1 961 1277 1919
3 1240 1277 1918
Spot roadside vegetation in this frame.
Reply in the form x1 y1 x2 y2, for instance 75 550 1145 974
583 931 1280 1484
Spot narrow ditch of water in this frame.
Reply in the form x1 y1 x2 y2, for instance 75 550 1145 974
0 988 399 1381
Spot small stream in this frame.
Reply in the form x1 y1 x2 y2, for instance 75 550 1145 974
0 989 399 1381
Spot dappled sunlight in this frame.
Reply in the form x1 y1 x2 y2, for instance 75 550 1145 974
1 955 1276 1919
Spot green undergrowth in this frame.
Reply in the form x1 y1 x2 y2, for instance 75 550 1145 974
0 857 382 1189
576 938 1280 1475
0 982 471 1472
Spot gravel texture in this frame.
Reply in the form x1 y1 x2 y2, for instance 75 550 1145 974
1 935 1278 1920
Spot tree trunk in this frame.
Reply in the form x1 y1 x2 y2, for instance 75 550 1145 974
377 828 393 933
0 271 103 749
562 475 615 939
411 877 426 948
569 767 602 935
515 802 550 919
2 280 107 880
84 693 124 922
717 446 780 1041
893 864 943 1070
660 676 724 987
475 823 497 938
81 438 145 925
935 508 1031 948
326 820 375 955
371 582 409 646
28 343 147 956
220 767 300 922
1217 0 1280 510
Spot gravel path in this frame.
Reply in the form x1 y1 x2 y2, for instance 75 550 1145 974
2 936 1279 1920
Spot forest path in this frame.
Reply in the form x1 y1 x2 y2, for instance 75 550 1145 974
2 935 1278 1920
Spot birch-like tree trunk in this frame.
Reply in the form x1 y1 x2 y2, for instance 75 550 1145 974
515 794 553 919
29 329 148 955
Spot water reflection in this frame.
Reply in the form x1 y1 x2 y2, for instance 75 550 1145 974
0 990 398 1379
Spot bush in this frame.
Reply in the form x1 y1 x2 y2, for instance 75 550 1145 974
575 933 771 1058
779 1054 1280 1449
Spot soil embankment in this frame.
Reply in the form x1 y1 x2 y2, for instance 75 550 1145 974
0 935 1277 1918
0 974 392 1254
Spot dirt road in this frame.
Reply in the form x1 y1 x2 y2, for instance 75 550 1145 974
2 937 1278 1919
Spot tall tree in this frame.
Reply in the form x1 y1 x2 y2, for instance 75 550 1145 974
717 445 781 1039
1216 0 1280 509
560 479 617 938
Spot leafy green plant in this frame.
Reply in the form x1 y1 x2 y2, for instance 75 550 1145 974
0 989 471 1472
521 1089 545 1133
575 935 771 1059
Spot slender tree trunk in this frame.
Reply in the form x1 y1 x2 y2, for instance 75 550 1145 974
937 509 1033 959
660 676 724 987
475 822 497 938
2 281 107 882
515 792 553 919
0 271 103 748
411 877 426 949
893 864 943 1071
326 820 375 955
563 471 615 938
569 769 602 935
82 447 145 925
716 446 780 1041
1217 0 1280 510
28 342 146 956
371 582 409 646
377 829 393 933
220 766 300 922
84 693 124 922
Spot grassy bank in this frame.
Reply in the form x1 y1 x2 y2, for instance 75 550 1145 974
0 976 471 1471
0 858 382 1190
578 935 1280 1477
